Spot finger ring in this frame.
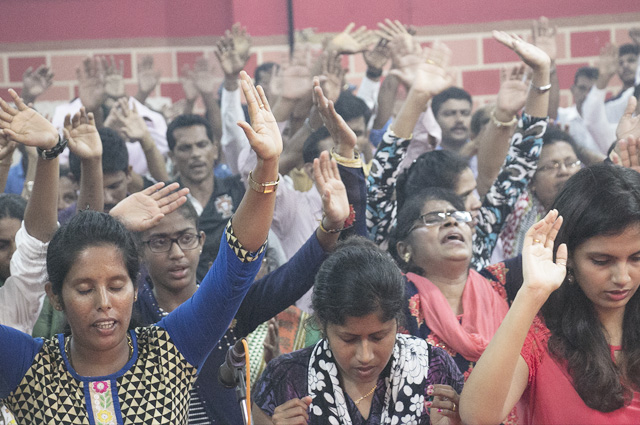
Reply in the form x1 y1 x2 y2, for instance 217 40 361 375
452 403 457 412
426 59 436 65
259 104 265 109
533 239 541 243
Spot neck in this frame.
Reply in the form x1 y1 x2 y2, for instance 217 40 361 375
68 334 131 377
182 175 214 207
440 137 468 153
597 307 625 347
422 266 469 315
153 282 198 313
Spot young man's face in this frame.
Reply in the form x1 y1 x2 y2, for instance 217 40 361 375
169 125 218 185
618 53 639 88
435 99 472 151
571 75 597 114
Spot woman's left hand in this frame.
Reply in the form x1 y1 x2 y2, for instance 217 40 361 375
236 70 283 162
428 384 461 425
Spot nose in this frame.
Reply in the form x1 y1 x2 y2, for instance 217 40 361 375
96 287 112 311
103 189 116 207
356 339 375 364
612 262 631 286
168 239 186 259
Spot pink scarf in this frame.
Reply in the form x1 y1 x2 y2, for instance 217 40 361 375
407 270 509 361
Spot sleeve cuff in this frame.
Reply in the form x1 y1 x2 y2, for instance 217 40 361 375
225 219 267 263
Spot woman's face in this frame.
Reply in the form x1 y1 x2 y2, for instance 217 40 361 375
57 244 135 355
404 199 473 273
326 312 397 386
532 141 580 210
140 212 203 293
572 224 640 321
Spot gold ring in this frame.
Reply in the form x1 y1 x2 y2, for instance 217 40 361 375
426 59 436 65
533 239 541 243
452 403 457 412
259 104 265 108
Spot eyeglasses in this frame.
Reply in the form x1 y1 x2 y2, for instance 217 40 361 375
537 159 581 173
142 233 201 253
409 210 472 233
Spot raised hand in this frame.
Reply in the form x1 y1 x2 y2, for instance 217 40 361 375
613 136 640 173
319 53 345 103
215 26 252 79
522 209 567 296
326 22 375 55
497 63 529 115
64 107 102 160
191 57 219 96
0 130 18 164
492 31 551 71
314 151 349 230
77 57 106 112
617 96 640 141
532 16 558 63
595 43 618 89
272 397 312 425
107 98 150 143
162 99 190 125
269 48 313 101
363 39 391 72
22 65 54 103
109 182 190 232
391 40 454 98
313 77 355 151
102 56 126 99
179 64 200 102
0 88 58 149
629 28 640 46
137 55 161 97
262 318 280 364
429 384 462 425
237 71 283 161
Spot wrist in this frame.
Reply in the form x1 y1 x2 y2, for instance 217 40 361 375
224 76 240 91
494 107 517 123
366 67 383 81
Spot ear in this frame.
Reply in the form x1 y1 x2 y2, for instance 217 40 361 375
395 240 411 259
303 162 315 182
125 165 133 183
168 149 175 164
45 282 63 311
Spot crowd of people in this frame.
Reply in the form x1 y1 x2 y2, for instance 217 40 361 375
0 15 640 425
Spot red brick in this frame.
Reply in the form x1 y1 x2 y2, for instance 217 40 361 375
461 69 501 96
570 30 610 58
93 53 132 79
37 85 73 102
8 56 46 83
556 62 590 90
160 82 185 103
0 58 5 84
554 33 567 60
50 55 86 82
244 53 258 75
125 83 140 97
352 53 367 73
559 91 571 108
614 29 633 45
0 86 21 102
446 38 479 67
142 52 174 80
482 37 521 64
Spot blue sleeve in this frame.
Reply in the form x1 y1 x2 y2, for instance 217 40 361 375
0 325 43 398
472 114 547 270
157 229 263 369
338 163 368 239
234 232 327 336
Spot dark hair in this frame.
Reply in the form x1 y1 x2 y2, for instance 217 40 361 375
302 126 331 164
396 150 470 210
173 198 199 228
574 66 599 84
254 62 278 86
470 105 491 139
69 128 129 179
333 90 372 127
47 210 140 296
166 114 214 151
312 236 405 328
389 188 465 274
431 87 472 117
541 127 578 152
542 163 640 411
619 43 640 58
0 193 27 221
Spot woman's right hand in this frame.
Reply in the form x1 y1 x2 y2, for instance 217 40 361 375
492 31 551 72
522 209 567 297
271 396 312 425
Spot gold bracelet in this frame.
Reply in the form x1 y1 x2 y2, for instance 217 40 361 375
318 217 343 234
247 171 279 194
490 108 518 128
330 147 362 168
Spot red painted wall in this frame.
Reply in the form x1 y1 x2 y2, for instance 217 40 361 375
2 0 639 43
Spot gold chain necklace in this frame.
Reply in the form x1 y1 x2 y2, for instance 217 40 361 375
353 384 377 405
65 334 133 367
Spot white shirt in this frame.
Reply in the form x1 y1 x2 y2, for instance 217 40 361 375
556 105 602 154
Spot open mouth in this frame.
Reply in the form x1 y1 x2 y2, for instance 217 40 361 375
442 231 465 243
94 320 116 330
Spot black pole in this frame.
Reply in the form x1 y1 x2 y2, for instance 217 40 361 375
287 0 294 58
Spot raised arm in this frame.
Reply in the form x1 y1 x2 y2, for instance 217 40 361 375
0 135 17 192
532 17 559 119
460 211 567 424
134 55 161 105
21 65 54 106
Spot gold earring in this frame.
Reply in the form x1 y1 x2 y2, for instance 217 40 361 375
403 252 411 263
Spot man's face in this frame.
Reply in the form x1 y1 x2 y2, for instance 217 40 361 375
570 76 597 114
0 217 21 281
103 170 130 213
435 99 472 151
618 53 639 87
346 117 371 162
169 125 218 185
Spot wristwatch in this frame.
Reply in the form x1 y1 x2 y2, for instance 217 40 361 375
247 171 279 194
37 135 68 160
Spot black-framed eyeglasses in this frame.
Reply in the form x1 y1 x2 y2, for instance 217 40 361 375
142 233 201 253
409 210 472 233
537 159 581 173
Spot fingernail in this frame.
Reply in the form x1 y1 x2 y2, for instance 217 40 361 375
438 409 443 413
425 401 432 407
427 388 434 395
428 385 434 389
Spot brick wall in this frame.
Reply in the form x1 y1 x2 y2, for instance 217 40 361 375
1 12 638 116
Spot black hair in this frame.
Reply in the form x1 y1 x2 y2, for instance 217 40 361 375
69 128 129 179
333 90 372 128
470 105 491 139
541 163 640 411
431 87 472 117
173 198 199 229
312 236 405 328
47 210 139 296
389 188 465 274
166 114 214 151
254 62 278 87
302 126 331 164
573 66 599 84
396 150 470 210
619 43 640 58
0 193 27 221
541 127 578 152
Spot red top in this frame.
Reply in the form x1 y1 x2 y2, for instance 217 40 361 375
517 316 640 424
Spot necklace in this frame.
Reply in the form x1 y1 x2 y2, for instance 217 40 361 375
65 334 134 368
353 383 377 405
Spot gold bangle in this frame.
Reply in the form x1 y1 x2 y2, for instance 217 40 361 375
247 171 279 194
318 217 343 234
330 147 362 168
490 108 517 128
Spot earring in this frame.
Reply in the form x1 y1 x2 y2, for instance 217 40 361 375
403 252 411 263
55 304 63 311
567 269 575 284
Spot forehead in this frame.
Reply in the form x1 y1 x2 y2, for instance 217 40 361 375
576 224 640 256
540 141 576 162
329 311 394 335
574 76 595 87
422 199 456 214
455 167 476 193
0 217 21 239
346 117 367 133
103 171 127 187
438 99 471 114
143 211 196 239
172 125 211 147
65 244 129 282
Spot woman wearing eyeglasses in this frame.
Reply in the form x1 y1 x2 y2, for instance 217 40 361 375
490 127 582 263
